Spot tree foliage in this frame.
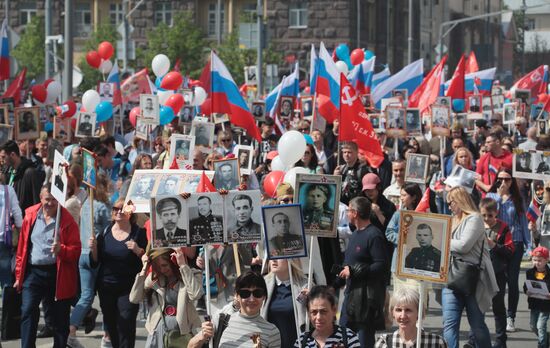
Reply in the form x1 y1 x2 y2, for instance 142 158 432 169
12 16 45 81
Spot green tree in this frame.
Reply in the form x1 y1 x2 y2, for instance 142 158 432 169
12 16 45 81
78 23 119 92
137 12 208 78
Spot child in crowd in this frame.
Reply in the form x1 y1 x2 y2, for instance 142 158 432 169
524 246 550 348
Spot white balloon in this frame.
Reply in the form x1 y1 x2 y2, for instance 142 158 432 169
46 80 62 104
278 130 307 166
82 90 101 112
284 167 310 189
152 54 170 77
99 60 113 74
157 90 174 105
335 60 349 75
193 87 207 106
271 156 287 171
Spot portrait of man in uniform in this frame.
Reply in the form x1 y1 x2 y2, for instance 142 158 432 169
77 113 94 137
189 195 224 244
155 197 187 246
213 159 240 190
227 193 262 243
129 175 155 201
405 223 441 273
268 212 304 257
302 184 335 232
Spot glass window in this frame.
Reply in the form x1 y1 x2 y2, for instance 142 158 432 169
289 2 307 28
208 3 225 37
19 1 37 26
75 3 92 38
110 3 124 26
155 2 173 26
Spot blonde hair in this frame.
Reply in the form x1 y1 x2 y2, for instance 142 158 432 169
447 186 479 226
267 259 305 283
452 147 473 168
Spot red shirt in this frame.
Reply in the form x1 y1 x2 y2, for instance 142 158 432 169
476 150 513 187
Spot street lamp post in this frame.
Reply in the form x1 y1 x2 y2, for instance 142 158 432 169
63 0 73 100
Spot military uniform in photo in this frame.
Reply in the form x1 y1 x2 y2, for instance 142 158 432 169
303 208 334 231
228 219 262 242
405 245 441 273
190 213 223 244
269 234 304 256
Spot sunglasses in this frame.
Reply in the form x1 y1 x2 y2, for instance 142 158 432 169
497 177 512 181
112 207 123 213
298 128 309 132
237 289 265 299
221 139 232 142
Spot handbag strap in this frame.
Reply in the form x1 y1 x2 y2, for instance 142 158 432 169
3 185 9 232
154 291 169 330
477 239 485 267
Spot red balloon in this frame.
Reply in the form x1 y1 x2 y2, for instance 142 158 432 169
303 86 311 95
201 98 212 115
86 51 102 69
43 79 54 88
263 171 285 198
165 94 184 114
160 71 183 90
70 117 77 131
31 85 47 103
63 100 77 118
97 42 114 60
350 48 365 66
129 107 140 127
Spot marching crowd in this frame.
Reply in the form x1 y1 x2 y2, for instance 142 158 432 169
0 100 549 348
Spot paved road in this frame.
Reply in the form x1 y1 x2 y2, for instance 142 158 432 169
1 262 540 347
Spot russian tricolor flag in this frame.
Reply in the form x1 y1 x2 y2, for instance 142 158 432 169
265 62 299 116
0 18 9 81
314 42 341 122
107 61 122 106
348 56 376 94
209 52 261 141
372 67 391 89
372 59 424 107
309 44 318 94
464 68 496 96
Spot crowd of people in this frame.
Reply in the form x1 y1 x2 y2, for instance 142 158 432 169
0 95 549 348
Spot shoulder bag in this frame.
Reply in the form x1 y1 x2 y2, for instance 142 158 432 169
155 291 193 348
447 239 484 296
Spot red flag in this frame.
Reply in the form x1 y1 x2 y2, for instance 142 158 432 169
174 58 181 73
408 55 448 113
199 59 211 93
169 157 179 170
2 68 26 106
120 68 151 103
465 52 479 74
415 188 431 212
338 74 384 168
446 54 465 100
509 65 548 99
197 171 216 193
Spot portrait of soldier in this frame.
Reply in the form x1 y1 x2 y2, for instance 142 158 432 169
387 108 403 129
189 195 223 244
194 123 210 147
227 194 261 242
407 156 426 180
252 104 264 118
405 223 441 273
78 113 93 136
238 149 250 169
175 139 191 161
157 176 180 196
405 110 420 132
302 184 335 231
54 161 65 193
279 99 293 118
130 175 155 201
214 162 239 190
155 197 187 244
516 152 531 173
19 111 37 133
268 212 304 256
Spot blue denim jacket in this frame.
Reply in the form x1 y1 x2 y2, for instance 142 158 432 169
79 198 111 253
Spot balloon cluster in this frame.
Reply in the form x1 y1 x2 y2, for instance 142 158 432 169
86 41 115 74
31 79 62 105
333 43 374 75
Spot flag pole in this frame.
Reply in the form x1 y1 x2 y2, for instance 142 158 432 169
337 73 343 168
210 51 214 124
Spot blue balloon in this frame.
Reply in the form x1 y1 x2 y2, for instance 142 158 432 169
335 44 350 62
452 99 465 113
364 49 374 60
44 122 53 132
159 105 175 125
303 134 314 145
155 76 166 92
95 101 114 122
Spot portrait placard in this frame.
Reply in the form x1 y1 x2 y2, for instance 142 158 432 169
513 149 534 179
467 95 481 113
225 190 263 244
179 106 195 123
51 150 69 206
98 82 115 102
385 106 406 138
213 158 240 190
54 117 71 143
405 153 430 184
213 113 230 124
75 112 96 138
294 174 342 238
140 94 160 125
181 89 193 105
538 120 549 137
380 97 402 112
169 134 195 170
278 96 295 119
188 192 225 245
435 96 451 108
262 204 307 260
190 120 215 153
0 104 9 124
444 165 476 193
150 195 189 248
514 89 531 105
541 209 550 237
369 113 381 131
244 65 258 86
0 124 12 144
301 96 314 119
234 145 254 175
360 94 372 109
82 148 97 189
135 118 149 141
392 89 408 102
431 104 450 137
251 101 265 121
482 96 493 119
405 108 422 136
14 107 40 140
151 174 186 197
396 211 452 283
503 103 517 125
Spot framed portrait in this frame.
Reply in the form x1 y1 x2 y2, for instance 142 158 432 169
98 82 115 102
531 103 547 121
75 112 96 138
396 211 452 283
135 118 149 141
385 106 406 138
51 150 69 206
278 96 295 119
244 65 258 86
541 209 550 237
538 120 549 137
179 106 195 123
213 158 240 191
503 103 517 125
533 151 550 176
82 148 97 189
190 121 215 153
392 89 408 102
0 104 9 124
467 95 481 113
54 117 71 143
405 153 430 184
251 101 265 121
0 124 12 144
380 97 403 112
444 165 476 193
213 113 230 124
405 108 422 135
482 96 493 119
369 113 381 131
262 204 307 260
179 170 215 193
1 98 14 126
431 104 450 137
512 149 535 179
515 89 531 105
181 88 194 105
140 94 160 125
452 113 467 127
311 108 327 133
169 134 195 170
436 96 451 108
533 180 545 205
150 195 189 248
126 170 159 208
188 192 225 245
152 173 186 197
225 190 263 244
14 107 40 140
234 144 254 175
301 96 314 119
294 174 342 238
360 94 372 109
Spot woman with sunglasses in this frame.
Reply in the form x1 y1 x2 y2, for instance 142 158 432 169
90 199 148 348
486 169 530 332
295 144 323 174
189 271 281 347
215 129 235 157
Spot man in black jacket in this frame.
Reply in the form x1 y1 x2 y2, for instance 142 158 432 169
338 196 388 348
334 142 370 205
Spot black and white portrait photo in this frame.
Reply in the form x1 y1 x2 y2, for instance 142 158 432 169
244 65 258 86
431 105 450 137
515 151 532 173
385 106 406 138
213 158 240 191
301 96 314 118
392 89 408 102
369 113 381 130
397 211 452 283
127 173 157 202
51 150 68 206
482 96 493 119
188 193 224 245
252 101 265 120
295 174 342 238
538 120 548 137
135 118 149 141
15 107 40 140
503 103 517 125
234 144 253 175
468 95 481 113
98 82 115 102
444 165 477 193
180 106 195 123
225 190 263 243
75 112 96 138
151 195 188 248
140 94 160 124
278 97 294 119
542 209 550 237
54 117 71 143
191 121 215 153
169 134 195 169
405 109 421 135
361 94 372 109
262 204 307 259
513 150 537 180
436 96 451 107
153 174 183 196
536 152 550 175
405 154 429 184
0 124 12 144
515 89 531 105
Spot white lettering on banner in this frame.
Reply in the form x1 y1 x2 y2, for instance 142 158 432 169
351 121 377 139
342 86 358 106
357 111 369 120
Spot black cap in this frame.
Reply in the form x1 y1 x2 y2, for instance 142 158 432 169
262 117 275 126
475 119 489 128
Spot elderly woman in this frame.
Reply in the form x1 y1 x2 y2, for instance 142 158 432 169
130 247 202 347
443 187 498 348
375 287 447 347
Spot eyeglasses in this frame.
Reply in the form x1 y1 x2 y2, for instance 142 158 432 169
298 128 309 132
237 289 265 299
497 177 512 182
279 197 292 204
221 138 232 143
447 200 455 206
112 207 123 213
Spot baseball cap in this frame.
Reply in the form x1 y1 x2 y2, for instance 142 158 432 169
475 119 489 129
266 151 278 161
532 246 549 259
362 173 381 190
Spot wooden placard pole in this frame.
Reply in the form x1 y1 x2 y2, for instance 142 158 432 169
232 243 241 277
90 187 95 240
416 281 426 348
204 246 212 316
288 261 301 341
